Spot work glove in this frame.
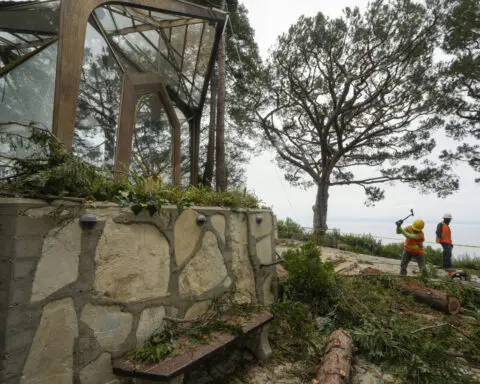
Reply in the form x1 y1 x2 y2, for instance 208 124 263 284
395 220 403 227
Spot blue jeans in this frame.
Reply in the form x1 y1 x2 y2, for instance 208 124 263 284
441 243 453 268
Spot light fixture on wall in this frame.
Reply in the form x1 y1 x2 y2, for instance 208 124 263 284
197 215 206 226
79 214 97 229
256 215 263 224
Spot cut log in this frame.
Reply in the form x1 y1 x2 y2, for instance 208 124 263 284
394 280 460 315
317 329 353 384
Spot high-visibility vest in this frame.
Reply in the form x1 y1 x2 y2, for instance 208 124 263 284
436 223 452 245
404 226 425 255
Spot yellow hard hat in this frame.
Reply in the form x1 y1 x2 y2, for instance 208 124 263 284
412 219 424 231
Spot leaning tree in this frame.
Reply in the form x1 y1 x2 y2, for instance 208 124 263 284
254 0 459 230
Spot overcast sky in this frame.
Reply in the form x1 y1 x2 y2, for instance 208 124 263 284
241 0 480 227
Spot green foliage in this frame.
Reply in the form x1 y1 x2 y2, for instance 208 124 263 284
0 126 262 211
270 300 324 362
453 255 480 272
282 242 334 312
185 320 243 345
256 0 458 224
434 0 480 179
277 217 305 239
329 276 479 384
128 328 175 364
274 250 480 383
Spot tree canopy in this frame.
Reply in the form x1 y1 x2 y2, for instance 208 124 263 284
435 0 480 180
254 0 458 229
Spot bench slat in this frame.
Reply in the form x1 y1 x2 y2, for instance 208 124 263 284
113 311 273 382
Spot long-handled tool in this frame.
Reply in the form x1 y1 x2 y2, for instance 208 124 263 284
395 209 414 226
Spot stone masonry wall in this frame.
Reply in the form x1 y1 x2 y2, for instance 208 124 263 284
0 198 276 384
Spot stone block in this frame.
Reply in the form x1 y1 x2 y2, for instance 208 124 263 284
184 300 211 320
80 304 132 353
2 349 28 381
179 232 228 296
0 216 16 237
95 221 170 302
14 216 51 238
4 329 36 353
13 259 37 280
262 275 275 306
21 297 78 384
249 212 273 238
14 237 44 260
136 306 166 347
0 236 13 259
245 324 272 361
210 214 226 245
9 280 32 305
256 236 273 265
7 305 40 330
174 208 203 266
230 214 256 302
31 220 81 302
79 353 120 384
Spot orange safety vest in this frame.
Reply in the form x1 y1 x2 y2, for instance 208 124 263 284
436 223 452 245
404 226 425 256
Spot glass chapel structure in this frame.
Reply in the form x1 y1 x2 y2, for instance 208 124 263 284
0 0 226 184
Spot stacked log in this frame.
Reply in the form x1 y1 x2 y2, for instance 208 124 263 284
395 280 460 315
316 329 353 384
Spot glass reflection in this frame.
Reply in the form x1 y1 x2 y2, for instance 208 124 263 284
74 23 122 169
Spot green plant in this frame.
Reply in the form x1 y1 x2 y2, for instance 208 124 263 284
128 328 175 363
282 242 334 312
185 320 243 344
0 125 262 211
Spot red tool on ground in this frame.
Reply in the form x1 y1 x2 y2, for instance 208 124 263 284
449 270 467 281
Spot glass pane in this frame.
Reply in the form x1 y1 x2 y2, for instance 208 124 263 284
0 42 58 176
111 9 135 30
0 0 60 35
74 23 122 170
131 94 172 179
94 8 117 33
179 113 191 184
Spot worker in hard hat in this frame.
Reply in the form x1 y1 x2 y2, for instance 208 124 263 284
436 213 453 268
396 219 426 276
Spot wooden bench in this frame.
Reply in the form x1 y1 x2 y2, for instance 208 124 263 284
113 311 273 383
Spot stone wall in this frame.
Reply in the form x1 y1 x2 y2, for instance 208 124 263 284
0 198 276 384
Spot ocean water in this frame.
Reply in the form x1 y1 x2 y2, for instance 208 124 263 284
327 220 480 259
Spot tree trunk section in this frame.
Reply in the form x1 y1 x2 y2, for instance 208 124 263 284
215 0 227 191
313 181 329 235
317 329 353 384
202 65 217 187
395 280 460 315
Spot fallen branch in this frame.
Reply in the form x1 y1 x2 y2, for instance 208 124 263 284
316 329 353 384
394 280 461 315
411 323 448 334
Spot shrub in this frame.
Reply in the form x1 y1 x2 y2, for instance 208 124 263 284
277 217 304 239
282 242 334 312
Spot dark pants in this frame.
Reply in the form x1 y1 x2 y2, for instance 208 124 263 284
400 250 426 276
441 243 453 268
